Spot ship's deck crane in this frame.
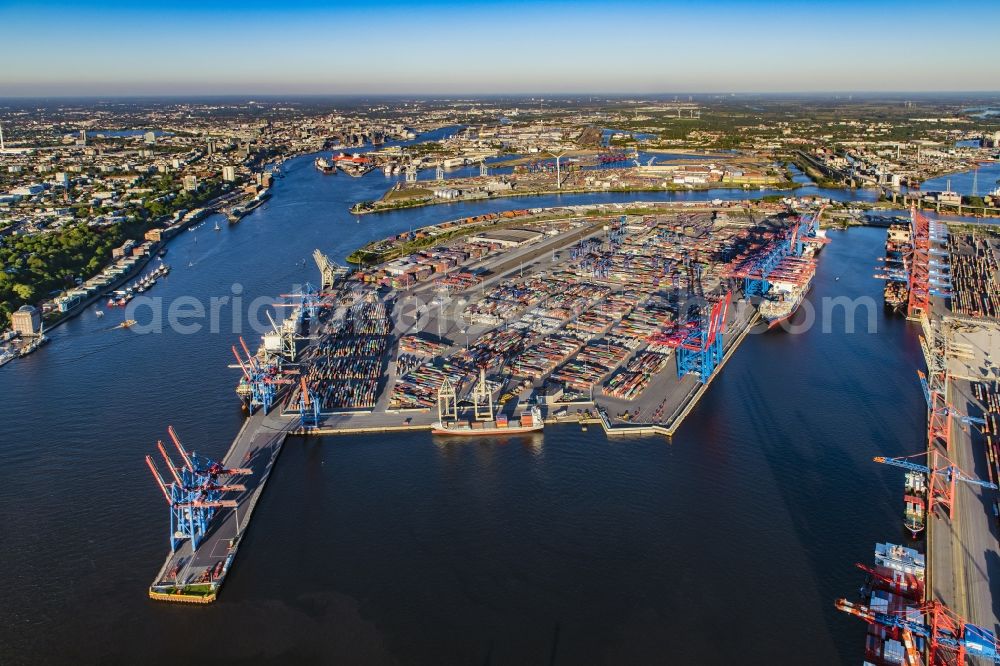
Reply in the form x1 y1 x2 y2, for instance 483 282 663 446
874 451 997 521
837 598 1000 665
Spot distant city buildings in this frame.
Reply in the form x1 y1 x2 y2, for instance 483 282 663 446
222 166 236 182
182 175 199 191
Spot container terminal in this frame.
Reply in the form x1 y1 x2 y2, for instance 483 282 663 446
838 209 1000 664
146 200 830 603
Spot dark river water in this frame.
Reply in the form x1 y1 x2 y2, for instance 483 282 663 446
0 130 925 664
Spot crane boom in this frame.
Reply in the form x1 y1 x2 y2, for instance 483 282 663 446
232 345 251 380
874 455 998 490
145 455 172 504
167 425 194 471
156 440 183 486
836 599 1000 662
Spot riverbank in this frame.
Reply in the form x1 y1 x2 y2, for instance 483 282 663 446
34 195 243 335
0 127 920 663
346 199 777 265
352 180 804 216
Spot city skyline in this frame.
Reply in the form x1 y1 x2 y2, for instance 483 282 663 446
2 0 999 96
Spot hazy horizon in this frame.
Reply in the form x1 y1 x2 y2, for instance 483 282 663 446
1 91 1000 101
2 0 999 96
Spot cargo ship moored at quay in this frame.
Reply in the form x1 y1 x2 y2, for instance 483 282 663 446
431 370 544 436
878 223 912 312
314 156 336 174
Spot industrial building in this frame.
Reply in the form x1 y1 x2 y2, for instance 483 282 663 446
11 305 42 337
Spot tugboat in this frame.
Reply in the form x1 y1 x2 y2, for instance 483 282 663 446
431 370 544 436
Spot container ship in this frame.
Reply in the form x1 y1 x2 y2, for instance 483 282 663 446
881 223 911 311
758 268 815 329
754 216 826 329
314 157 335 174
432 370 544 436
862 543 926 665
432 405 544 436
838 542 926 665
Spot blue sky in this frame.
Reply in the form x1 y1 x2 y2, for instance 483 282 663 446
1 0 998 95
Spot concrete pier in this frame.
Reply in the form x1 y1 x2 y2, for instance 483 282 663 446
148 408 295 603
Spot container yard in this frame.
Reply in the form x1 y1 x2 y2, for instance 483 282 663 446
148 200 830 604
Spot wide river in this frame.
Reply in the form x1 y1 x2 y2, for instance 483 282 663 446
0 130 927 664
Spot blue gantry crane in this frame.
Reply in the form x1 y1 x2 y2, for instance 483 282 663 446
232 336 286 413
298 376 320 429
648 292 731 383
145 426 251 552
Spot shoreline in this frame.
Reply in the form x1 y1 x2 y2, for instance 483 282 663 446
352 181 805 216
